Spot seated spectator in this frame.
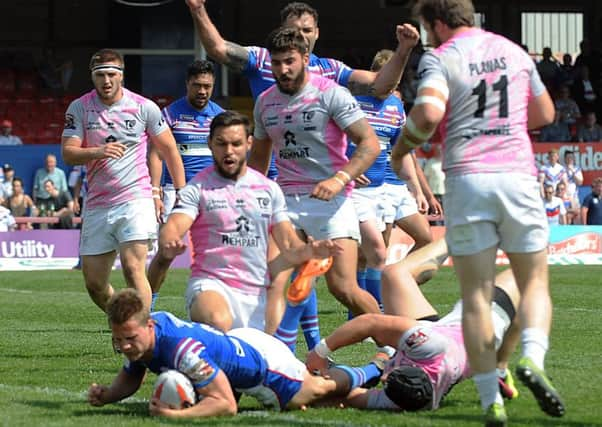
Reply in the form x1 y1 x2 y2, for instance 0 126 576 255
538 148 568 196
42 179 74 229
537 47 560 94
6 177 36 230
1 163 15 199
539 111 572 142
37 47 74 92
554 85 581 126
33 153 68 206
581 177 602 225
557 53 576 88
556 182 580 224
0 120 23 146
0 204 16 231
562 150 584 199
576 111 602 142
543 184 567 225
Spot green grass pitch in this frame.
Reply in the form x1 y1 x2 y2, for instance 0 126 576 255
1 266 601 426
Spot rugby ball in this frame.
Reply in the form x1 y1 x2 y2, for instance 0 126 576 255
152 370 197 409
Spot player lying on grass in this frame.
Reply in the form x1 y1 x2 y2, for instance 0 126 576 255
88 289 383 418
306 238 554 412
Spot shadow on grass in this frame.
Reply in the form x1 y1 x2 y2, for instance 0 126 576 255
72 401 148 416
428 411 602 426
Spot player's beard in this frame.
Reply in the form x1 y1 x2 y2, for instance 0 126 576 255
276 68 306 95
214 156 245 180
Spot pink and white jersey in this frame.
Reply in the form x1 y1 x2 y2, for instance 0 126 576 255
384 322 470 409
172 166 289 295
253 73 365 196
62 88 167 209
417 28 546 177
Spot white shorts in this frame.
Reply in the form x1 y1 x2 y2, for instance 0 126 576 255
351 186 386 225
443 173 549 256
161 184 177 222
185 277 267 331
80 198 157 255
381 183 419 224
285 193 361 241
228 327 305 410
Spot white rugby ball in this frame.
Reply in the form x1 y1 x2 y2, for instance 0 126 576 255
152 370 197 409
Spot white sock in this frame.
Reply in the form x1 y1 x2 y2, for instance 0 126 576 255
473 371 504 410
521 327 549 370
496 368 507 379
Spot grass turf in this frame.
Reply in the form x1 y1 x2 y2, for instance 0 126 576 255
1 266 601 426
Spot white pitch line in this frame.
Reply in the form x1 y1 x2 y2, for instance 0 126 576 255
0 383 147 403
0 384 371 426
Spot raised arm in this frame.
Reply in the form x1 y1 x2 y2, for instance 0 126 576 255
186 0 249 72
346 24 419 97
247 136 273 175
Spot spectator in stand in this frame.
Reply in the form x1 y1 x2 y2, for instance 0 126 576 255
32 153 68 207
581 177 602 225
542 184 566 225
555 182 580 224
538 111 572 142
557 53 576 88
536 47 560 94
554 85 581 126
37 47 74 92
1 163 15 199
0 204 16 231
42 179 74 229
538 148 568 196
562 150 584 200
574 39 600 85
0 120 23 146
576 111 602 142
572 65 598 114
5 177 36 230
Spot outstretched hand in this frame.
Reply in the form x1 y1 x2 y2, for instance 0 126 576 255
307 236 343 259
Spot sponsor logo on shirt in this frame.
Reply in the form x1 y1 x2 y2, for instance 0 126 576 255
221 215 261 247
405 329 429 348
64 114 76 130
265 116 278 127
124 119 136 129
86 121 102 130
279 131 311 159
206 199 228 211
302 111 315 123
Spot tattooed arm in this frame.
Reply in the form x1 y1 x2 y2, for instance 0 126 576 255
186 0 249 72
310 118 379 201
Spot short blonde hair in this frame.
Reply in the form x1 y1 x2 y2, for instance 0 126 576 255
371 49 395 72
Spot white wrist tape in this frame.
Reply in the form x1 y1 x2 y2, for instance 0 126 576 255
405 116 435 141
314 338 332 358
414 95 447 112
417 78 449 100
